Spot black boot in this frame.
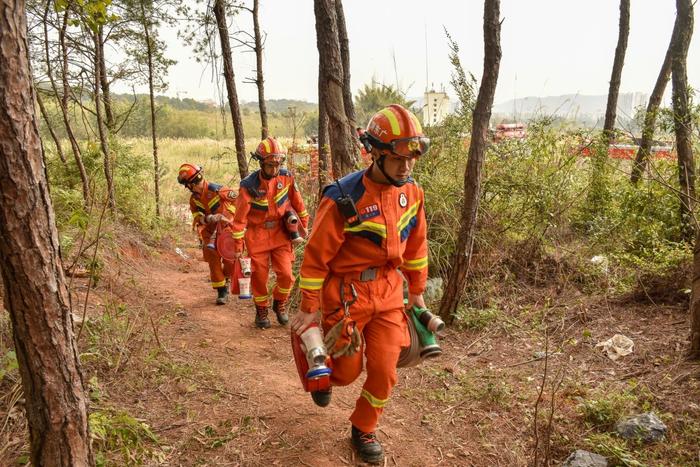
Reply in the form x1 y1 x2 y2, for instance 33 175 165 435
351 425 384 465
216 286 228 305
272 299 289 325
255 305 271 329
311 388 332 407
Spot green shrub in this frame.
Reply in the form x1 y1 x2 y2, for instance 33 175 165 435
578 391 636 429
454 305 501 331
90 409 162 466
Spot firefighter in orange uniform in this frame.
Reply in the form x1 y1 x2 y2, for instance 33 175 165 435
177 163 238 305
290 105 430 464
231 137 309 329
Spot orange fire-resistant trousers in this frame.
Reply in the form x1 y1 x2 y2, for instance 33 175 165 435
199 226 232 288
321 269 409 433
250 242 295 307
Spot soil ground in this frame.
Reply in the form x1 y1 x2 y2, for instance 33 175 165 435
2 235 700 466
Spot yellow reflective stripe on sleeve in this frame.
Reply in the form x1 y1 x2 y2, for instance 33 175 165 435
274 185 290 203
227 204 236 214
254 295 269 303
397 201 421 232
193 200 206 210
343 221 387 238
192 212 204 219
231 230 245 239
208 195 221 209
380 108 401 136
361 389 389 408
211 280 226 288
300 277 324 290
403 256 428 271
298 210 309 218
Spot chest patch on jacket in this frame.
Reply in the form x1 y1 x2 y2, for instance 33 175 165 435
359 204 380 221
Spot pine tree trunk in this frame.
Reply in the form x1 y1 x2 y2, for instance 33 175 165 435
36 89 67 164
141 1 160 217
630 27 674 184
691 232 700 359
51 5 90 201
671 0 695 242
252 0 268 139
318 63 331 193
314 0 359 177
603 0 630 143
438 0 501 321
334 0 356 128
37 2 66 165
97 25 114 132
93 30 116 210
213 0 249 179
0 3 94 464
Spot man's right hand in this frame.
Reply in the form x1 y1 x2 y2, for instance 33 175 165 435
290 310 319 336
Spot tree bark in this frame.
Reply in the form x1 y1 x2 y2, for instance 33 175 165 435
334 0 355 128
438 0 501 321
213 0 248 179
50 4 90 201
318 62 331 193
319 105 330 184
314 0 360 177
671 0 695 243
141 0 160 217
603 0 630 143
252 0 268 139
692 230 700 359
0 2 94 464
93 29 116 210
97 24 114 132
630 25 674 184
36 89 67 164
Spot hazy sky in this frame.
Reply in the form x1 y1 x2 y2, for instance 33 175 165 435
148 0 699 106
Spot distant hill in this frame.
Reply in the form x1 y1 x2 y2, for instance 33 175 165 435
493 92 649 121
110 93 317 114
241 99 317 114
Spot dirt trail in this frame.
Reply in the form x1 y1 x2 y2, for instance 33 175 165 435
144 246 448 466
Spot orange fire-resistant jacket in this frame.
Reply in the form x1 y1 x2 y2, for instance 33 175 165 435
189 181 238 228
299 169 428 313
231 169 309 255
189 181 238 288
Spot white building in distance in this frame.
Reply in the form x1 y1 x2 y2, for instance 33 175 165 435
423 88 450 126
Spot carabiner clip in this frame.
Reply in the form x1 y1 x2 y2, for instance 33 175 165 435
339 279 358 317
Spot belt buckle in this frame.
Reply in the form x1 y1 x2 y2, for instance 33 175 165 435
359 268 377 282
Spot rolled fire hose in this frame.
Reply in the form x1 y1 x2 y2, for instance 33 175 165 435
397 310 422 368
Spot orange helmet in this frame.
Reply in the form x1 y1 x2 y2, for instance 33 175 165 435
252 137 286 163
360 104 430 158
177 163 203 185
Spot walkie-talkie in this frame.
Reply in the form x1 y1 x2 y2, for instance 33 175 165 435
335 181 361 227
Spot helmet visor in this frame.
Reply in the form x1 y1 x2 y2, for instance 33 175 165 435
262 154 285 165
390 137 431 158
178 171 202 186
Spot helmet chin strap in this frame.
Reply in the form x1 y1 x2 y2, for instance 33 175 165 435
375 154 408 187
